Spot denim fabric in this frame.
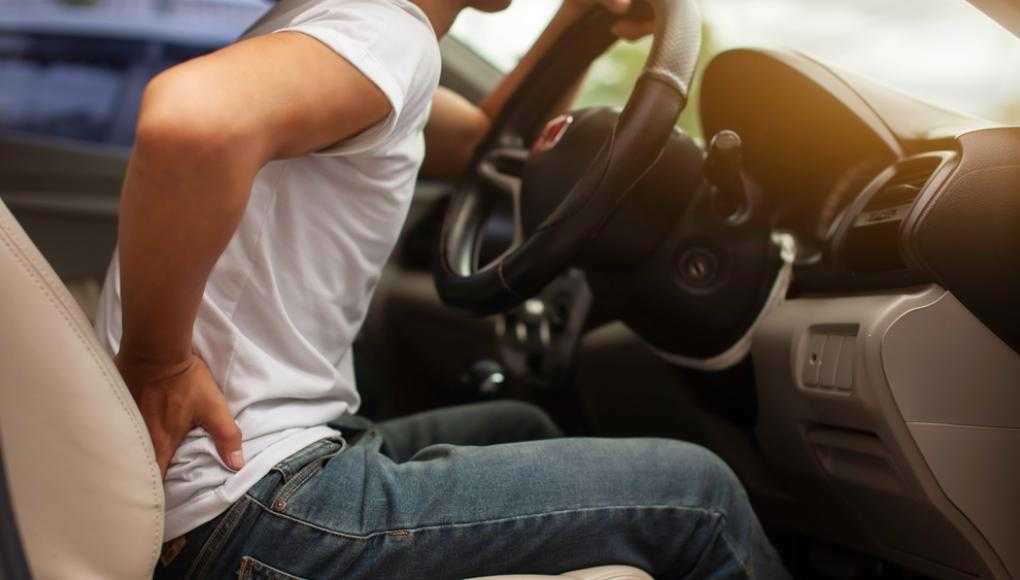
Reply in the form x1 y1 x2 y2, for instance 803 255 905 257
155 401 789 579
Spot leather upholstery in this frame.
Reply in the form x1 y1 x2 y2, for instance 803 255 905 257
0 199 650 579
0 200 164 579
471 566 653 580
645 0 702 96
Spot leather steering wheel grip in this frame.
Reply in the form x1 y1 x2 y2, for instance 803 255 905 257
435 0 703 315
646 0 703 100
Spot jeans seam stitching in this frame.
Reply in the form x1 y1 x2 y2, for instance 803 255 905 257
266 439 347 510
273 439 334 479
185 496 250 579
270 457 326 509
238 555 310 580
243 494 724 541
718 515 755 578
681 512 725 579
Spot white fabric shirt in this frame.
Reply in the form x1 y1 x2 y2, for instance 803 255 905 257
96 0 441 541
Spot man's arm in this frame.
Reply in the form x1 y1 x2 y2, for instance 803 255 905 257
422 0 649 181
422 87 492 181
117 31 392 476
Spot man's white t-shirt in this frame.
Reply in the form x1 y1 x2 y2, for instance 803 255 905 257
95 0 441 541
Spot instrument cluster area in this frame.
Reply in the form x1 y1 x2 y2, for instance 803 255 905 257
697 49 1019 299
700 49 901 250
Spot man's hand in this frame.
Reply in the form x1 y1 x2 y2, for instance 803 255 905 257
424 0 657 181
117 352 243 477
564 0 656 40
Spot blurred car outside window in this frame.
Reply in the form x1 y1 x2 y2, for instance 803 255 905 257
0 0 269 147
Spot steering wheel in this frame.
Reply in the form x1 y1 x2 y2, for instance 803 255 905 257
435 0 703 315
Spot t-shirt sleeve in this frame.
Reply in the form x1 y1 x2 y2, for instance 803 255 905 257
262 0 440 156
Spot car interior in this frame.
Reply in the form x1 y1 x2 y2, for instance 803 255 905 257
1 0 1019 579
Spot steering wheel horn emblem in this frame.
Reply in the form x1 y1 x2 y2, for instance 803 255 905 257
532 114 574 154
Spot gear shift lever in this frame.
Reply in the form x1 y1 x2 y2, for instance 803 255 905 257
704 130 753 225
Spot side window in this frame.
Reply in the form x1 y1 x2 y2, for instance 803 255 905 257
1 34 147 145
450 2 559 72
0 1 267 147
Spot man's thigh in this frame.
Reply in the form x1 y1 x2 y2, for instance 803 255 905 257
375 400 563 462
228 436 786 580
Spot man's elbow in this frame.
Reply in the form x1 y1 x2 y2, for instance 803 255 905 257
134 70 264 164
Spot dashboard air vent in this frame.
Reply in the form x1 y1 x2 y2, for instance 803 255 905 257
842 156 943 273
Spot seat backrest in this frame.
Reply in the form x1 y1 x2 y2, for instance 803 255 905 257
0 200 163 579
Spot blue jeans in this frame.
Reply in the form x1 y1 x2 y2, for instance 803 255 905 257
155 401 789 579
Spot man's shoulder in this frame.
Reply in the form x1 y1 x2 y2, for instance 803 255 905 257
242 0 440 155
249 0 437 44
248 0 440 85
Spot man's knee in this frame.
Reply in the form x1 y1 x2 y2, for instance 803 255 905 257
650 439 747 513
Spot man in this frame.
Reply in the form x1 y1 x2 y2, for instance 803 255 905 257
96 0 790 577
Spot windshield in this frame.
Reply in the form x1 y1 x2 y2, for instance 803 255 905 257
450 0 1020 131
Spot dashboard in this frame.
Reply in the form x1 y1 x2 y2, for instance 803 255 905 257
696 49 1020 580
702 49 900 243
699 48 1020 352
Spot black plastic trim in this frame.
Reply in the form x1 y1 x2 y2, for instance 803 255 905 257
908 127 1020 352
0 450 32 580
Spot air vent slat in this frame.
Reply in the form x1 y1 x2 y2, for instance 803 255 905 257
841 155 944 274
863 161 939 213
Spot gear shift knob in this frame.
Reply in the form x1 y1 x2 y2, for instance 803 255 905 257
706 130 743 170
704 130 752 224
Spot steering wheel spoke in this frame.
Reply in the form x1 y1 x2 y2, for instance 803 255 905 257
477 146 529 248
